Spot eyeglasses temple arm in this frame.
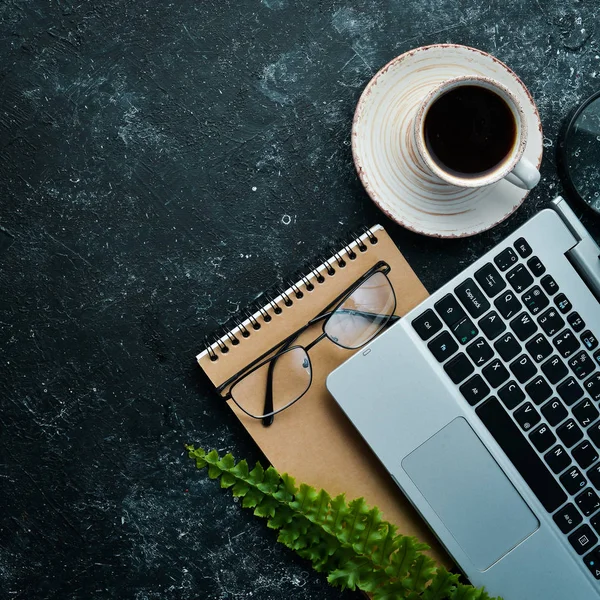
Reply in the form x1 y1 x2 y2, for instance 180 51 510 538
261 335 297 427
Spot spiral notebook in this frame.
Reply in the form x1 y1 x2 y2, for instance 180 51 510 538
197 225 449 566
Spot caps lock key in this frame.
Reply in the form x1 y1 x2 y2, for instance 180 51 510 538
455 279 491 318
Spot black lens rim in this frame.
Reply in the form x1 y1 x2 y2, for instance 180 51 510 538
558 89 600 214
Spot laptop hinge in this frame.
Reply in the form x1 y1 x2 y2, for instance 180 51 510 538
550 196 600 302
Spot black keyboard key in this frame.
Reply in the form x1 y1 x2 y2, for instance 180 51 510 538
510 354 537 384
573 399 600 428
506 264 534 294
573 442 600 470
444 353 474 384
553 329 580 358
540 274 559 296
561 466 588 494
583 547 600 579
557 377 584 406
522 286 549 316
584 373 600 402
412 309 443 341
498 381 526 410
568 524 597 555
526 335 553 363
595 350 600 368
460 374 490 407
514 401 540 431
476 398 566 512
479 311 506 340
514 237 532 258
553 503 583 534
435 294 466 326
525 376 552 405
541 355 568 385
590 422 600 449
454 279 490 319
466 337 494 367
530 423 556 452
569 351 596 380
511 312 538 341
494 247 518 271
494 290 521 320
576 488 600 516
494 332 521 362
557 419 584 448
526 256 545 277
538 307 564 337
582 331 599 351
555 293 573 314
568 312 586 333
482 358 510 388
428 331 458 363
450 317 478 345
588 463 600 490
474 263 506 298
541 398 568 426
545 445 571 474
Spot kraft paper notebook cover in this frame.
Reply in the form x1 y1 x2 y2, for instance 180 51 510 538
197 225 450 566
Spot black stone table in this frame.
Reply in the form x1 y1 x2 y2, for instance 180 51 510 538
1 1 599 598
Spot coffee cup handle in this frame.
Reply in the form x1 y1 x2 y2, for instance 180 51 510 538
504 157 540 190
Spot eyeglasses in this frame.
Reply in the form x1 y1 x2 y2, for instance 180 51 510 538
218 262 398 425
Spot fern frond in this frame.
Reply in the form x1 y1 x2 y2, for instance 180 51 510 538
186 446 501 600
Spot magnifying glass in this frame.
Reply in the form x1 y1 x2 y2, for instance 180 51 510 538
559 90 600 214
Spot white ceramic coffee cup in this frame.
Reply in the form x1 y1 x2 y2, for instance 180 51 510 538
413 75 540 190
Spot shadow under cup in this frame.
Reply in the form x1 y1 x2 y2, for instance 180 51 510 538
415 77 528 188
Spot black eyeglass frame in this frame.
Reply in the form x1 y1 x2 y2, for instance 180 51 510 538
217 261 398 422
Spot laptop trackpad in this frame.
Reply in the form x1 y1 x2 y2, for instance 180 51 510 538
402 417 539 570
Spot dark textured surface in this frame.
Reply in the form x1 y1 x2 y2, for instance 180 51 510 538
0 1 599 598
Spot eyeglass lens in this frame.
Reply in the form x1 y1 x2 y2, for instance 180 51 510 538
324 271 395 349
230 346 312 418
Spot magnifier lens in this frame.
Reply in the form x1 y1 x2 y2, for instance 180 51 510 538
564 94 600 213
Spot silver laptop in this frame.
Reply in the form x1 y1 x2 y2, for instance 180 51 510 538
327 197 600 600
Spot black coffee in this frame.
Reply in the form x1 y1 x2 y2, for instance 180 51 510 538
424 85 516 176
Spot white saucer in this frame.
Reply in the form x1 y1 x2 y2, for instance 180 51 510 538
352 44 543 238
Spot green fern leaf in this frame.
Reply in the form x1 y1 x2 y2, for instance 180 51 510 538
339 497 369 545
356 568 388 593
385 535 419 580
291 483 319 515
266 506 294 529
217 453 235 470
370 523 399 566
404 554 437 593
372 580 408 600
187 448 503 600
248 461 265 486
254 495 279 518
259 466 281 494
186 445 207 468
241 486 263 509
231 479 249 497
450 585 480 600
231 458 249 479
352 506 384 555
327 558 368 591
422 567 460 600
323 493 349 536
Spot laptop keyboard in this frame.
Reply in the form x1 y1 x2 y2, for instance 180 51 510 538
411 236 600 579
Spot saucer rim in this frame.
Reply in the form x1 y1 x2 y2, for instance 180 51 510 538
352 44 544 239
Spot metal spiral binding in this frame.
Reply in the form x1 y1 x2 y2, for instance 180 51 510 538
289 281 303 299
202 226 377 360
